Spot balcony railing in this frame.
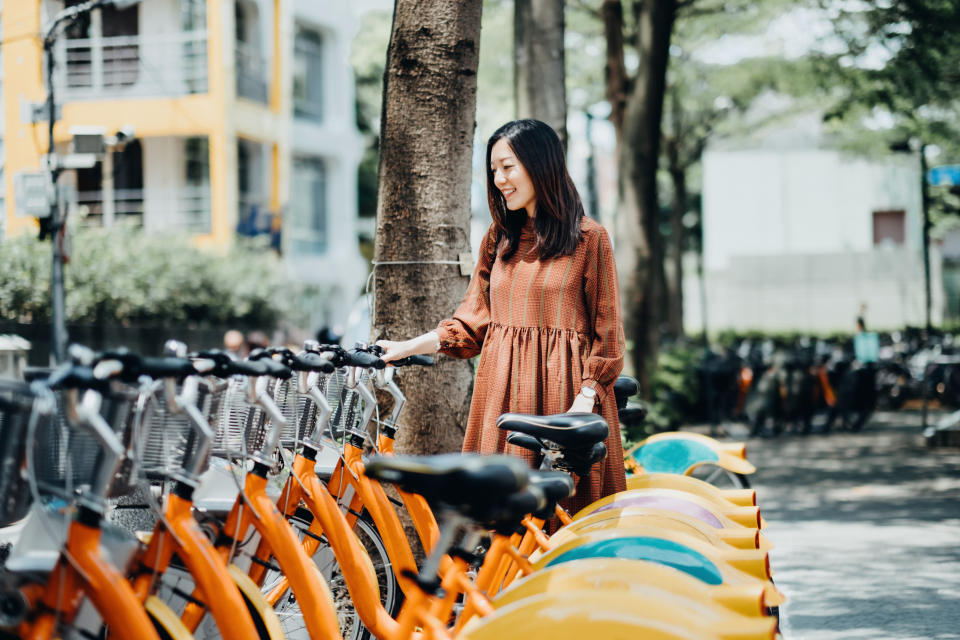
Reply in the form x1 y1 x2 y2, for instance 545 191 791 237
54 31 208 100
236 41 268 103
73 186 212 234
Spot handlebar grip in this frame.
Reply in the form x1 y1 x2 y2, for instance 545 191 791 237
391 355 435 367
138 356 199 379
191 349 236 365
23 367 53 383
225 359 269 377
344 349 386 370
44 365 110 392
293 352 335 373
256 357 293 379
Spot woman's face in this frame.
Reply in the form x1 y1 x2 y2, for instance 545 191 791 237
490 138 536 217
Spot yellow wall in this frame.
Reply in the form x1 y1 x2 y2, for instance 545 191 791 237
2 0 289 251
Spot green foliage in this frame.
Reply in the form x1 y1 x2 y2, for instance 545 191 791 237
642 342 703 435
0 227 316 329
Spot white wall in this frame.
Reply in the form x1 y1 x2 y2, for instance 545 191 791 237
287 0 366 326
693 146 936 332
142 136 186 232
702 149 923 271
683 248 944 333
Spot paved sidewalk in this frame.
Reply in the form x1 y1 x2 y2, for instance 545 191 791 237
738 412 960 639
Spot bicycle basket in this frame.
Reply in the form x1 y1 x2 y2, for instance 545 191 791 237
329 379 365 439
139 377 226 479
212 376 268 458
0 381 52 526
33 382 144 501
272 377 313 449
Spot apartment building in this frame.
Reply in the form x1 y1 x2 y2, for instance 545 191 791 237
1 0 366 328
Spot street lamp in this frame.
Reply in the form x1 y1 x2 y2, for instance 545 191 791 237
42 0 141 364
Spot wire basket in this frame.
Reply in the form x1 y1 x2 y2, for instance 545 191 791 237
33 382 144 501
139 377 227 479
272 377 314 449
0 381 51 526
327 372 365 439
212 376 269 458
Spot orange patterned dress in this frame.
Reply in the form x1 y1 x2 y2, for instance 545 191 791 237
436 216 627 513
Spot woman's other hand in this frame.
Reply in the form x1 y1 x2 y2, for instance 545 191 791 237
566 393 595 414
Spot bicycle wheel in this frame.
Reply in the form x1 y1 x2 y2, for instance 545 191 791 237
153 563 283 640
688 463 751 490
145 595 196 640
260 511 400 640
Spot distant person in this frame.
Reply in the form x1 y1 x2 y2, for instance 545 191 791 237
851 315 878 429
853 317 879 364
223 329 245 358
246 330 270 352
316 325 342 346
375 119 626 515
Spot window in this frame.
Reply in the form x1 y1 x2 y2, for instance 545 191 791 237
293 26 324 122
290 157 328 255
235 0 268 103
873 210 905 246
183 137 211 232
64 0 140 90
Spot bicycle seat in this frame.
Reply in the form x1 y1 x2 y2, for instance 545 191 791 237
496 413 609 449
364 454 529 514
486 485 547 532
528 471 576 519
614 375 640 409
529 471 575 503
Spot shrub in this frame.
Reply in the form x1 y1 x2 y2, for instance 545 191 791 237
0 227 317 330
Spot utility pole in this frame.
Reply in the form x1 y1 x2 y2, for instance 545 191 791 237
41 0 140 363
919 143 932 336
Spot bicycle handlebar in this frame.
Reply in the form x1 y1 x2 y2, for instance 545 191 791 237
247 349 294 379
43 364 111 392
263 346 335 373
391 354 435 367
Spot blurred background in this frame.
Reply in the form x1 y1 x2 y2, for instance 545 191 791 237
1 0 959 438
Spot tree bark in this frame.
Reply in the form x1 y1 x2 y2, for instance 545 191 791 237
608 0 678 396
514 0 567 148
666 152 686 338
372 0 483 455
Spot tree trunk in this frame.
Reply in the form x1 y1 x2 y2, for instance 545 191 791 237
514 0 567 148
665 138 686 339
615 0 677 396
372 0 483 456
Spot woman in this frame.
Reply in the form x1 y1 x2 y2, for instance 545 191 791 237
376 119 626 511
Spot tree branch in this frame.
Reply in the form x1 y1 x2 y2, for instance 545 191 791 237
602 0 628 133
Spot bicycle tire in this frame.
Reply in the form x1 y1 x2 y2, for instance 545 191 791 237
188 566 285 640
261 509 400 640
229 564 286 640
145 595 196 640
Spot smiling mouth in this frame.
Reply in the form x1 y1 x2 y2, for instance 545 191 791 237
502 188 515 198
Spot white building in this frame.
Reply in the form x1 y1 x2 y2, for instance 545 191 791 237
687 117 943 333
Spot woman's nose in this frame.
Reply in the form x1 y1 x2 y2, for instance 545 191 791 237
493 170 506 186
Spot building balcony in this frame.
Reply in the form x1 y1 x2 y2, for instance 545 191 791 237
73 186 212 234
54 30 208 100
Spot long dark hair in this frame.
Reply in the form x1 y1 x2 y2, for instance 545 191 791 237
486 119 584 261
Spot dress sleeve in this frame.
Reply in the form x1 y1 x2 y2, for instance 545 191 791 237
581 224 626 402
435 225 497 359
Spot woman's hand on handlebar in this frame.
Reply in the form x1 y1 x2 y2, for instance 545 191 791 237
375 331 440 364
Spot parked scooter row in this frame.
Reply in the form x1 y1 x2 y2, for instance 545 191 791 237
687 331 960 438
